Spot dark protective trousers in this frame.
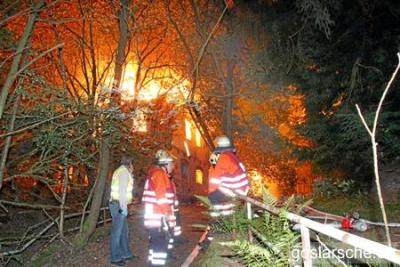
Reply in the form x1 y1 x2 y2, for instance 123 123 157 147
148 228 168 266
208 189 235 218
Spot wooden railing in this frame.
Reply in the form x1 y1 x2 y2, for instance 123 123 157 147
238 193 400 266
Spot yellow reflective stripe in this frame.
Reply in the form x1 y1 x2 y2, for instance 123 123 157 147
110 166 134 202
126 178 134 202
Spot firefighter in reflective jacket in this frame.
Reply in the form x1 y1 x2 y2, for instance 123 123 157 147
142 150 176 267
208 135 249 218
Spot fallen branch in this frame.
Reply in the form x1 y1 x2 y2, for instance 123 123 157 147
0 217 58 257
303 206 344 221
0 202 8 213
19 217 52 244
0 200 68 210
1 233 57 246
42 208 60 229
249 225 284 257
0 207 110 258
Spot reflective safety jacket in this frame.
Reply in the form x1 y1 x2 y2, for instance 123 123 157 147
142 166 176 229
110 165 134 211
208 151 249 196
170 180 181 236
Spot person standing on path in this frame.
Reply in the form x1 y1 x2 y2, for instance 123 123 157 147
109 155 136 266
142 150 176 267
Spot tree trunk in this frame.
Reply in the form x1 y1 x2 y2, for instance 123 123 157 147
223 60 235 139
0 0 45 120
59 164 69 239
74 138 111 247
0 24 36 193
0 96 19 192
74 0 130 247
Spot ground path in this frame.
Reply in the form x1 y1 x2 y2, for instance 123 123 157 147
43 203 208 267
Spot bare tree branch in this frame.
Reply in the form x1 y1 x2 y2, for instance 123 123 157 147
355 52 400 247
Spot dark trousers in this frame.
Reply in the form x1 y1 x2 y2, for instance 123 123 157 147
109 202 133 262
148 228 168 266
208 189 234 218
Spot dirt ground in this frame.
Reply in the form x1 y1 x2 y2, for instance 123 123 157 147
37 203 208 267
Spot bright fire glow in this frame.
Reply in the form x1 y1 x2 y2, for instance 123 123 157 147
120 63 137 99
138 80 161 101
105 62 190 102
101 62 193 133
248 170 280 197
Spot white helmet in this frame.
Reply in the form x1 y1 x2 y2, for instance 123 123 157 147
214 135 235 152
155 149 173 165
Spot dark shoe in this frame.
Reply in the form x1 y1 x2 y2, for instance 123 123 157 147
111 260 125 266
175 237 189 244
123 255 138 261
167 251 177 260
199 239 211 250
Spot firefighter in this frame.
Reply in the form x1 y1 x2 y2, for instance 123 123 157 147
109 155 136 266
208 135 249 219
143 150 176 266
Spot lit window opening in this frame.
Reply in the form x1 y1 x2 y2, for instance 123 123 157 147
195 128 201 147
185 119 192 140
195 169 203 184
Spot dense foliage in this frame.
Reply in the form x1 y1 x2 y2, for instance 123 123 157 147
238 0 400 187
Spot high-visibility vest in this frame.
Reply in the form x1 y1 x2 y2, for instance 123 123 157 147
142 166 176 229
208 151 249 196
110 165 134 202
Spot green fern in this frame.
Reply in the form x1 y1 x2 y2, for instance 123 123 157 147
194 195 212 208
210 188 300 266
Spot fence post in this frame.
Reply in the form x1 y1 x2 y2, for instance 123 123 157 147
246 202 253 243
246 202 252 219
300 225 312 267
